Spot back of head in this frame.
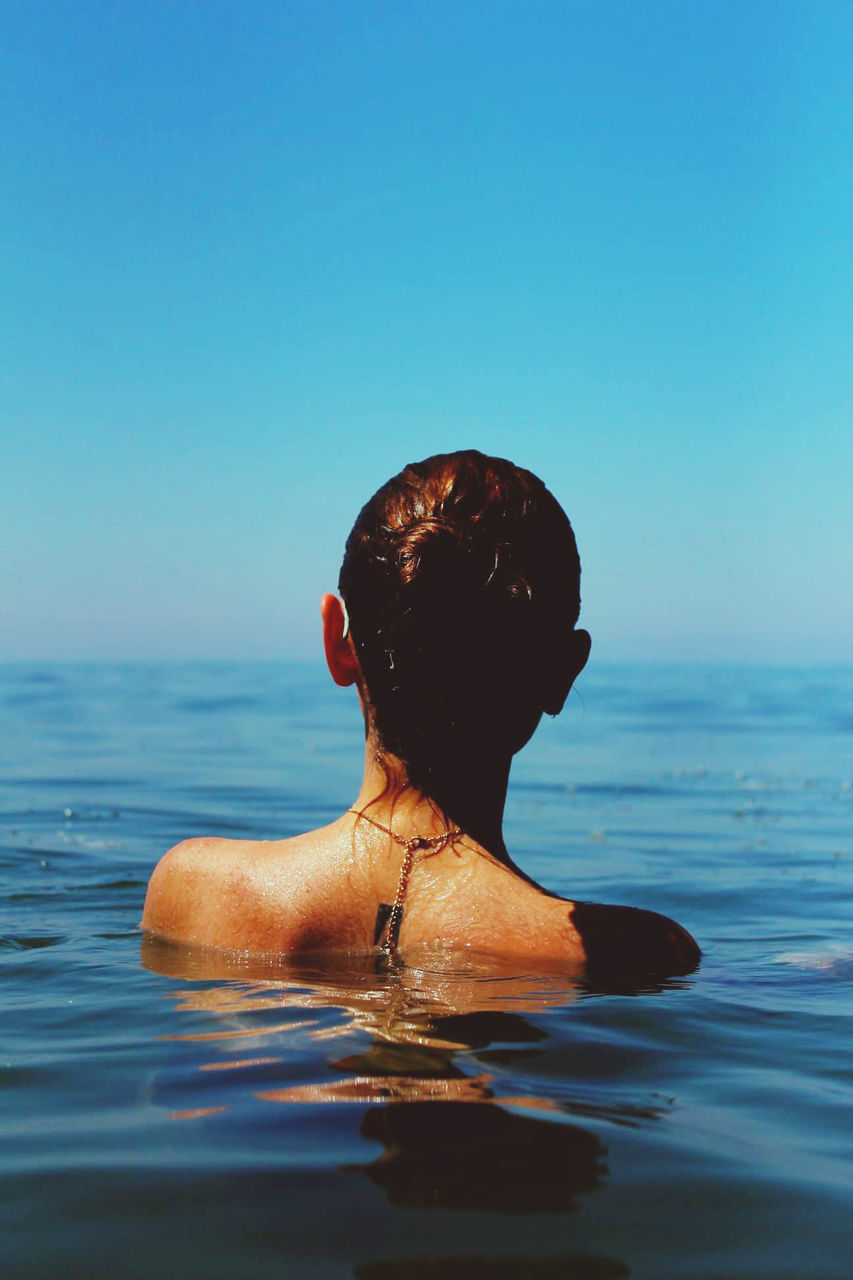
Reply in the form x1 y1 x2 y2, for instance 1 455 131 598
339 450 581 788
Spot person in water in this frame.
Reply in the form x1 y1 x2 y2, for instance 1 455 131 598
142 450 699 976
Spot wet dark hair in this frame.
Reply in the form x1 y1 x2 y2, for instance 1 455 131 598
338 450 581 789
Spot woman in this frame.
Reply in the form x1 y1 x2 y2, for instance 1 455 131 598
142 450 699 976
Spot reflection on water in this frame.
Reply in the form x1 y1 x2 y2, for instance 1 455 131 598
142 938 672 1231
348 1101 605 1213
355 1256 630 1279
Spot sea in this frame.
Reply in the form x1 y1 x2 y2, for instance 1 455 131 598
2 660 851 1280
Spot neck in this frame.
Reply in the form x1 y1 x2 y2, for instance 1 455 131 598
351 736 515 868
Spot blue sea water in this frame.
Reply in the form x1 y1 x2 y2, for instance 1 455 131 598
2 661 851 1280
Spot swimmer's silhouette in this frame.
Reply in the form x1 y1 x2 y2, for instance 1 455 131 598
143 450 700 977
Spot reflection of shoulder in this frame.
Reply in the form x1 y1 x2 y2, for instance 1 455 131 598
570 901 701 978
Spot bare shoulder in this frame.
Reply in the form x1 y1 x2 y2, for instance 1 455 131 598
141 837 235 943
140 827 339 951
569 901 701 978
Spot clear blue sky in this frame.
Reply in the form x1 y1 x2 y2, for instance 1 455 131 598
3 1 851 663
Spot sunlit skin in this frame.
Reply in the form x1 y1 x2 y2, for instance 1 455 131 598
142 593 597 963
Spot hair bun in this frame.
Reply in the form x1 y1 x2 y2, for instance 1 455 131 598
394 516 463 587
395 519 534 616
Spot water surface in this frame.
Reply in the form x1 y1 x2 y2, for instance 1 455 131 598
2 662 851 1279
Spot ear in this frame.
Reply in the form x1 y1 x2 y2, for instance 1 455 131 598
542 628 591 715
321 594 360 687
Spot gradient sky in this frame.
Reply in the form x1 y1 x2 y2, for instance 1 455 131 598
3 1 851 663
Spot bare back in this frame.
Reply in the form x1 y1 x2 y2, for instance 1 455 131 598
141 816 700 979
141 819 588 963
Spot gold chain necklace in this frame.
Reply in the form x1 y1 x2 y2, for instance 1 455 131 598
348 807 462 956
